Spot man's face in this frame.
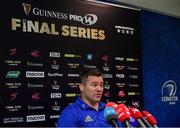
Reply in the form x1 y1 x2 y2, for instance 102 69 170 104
80 75 104 104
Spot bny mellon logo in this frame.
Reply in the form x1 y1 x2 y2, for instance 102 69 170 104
22 3 32 15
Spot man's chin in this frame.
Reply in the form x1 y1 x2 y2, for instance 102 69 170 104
94 97 101 102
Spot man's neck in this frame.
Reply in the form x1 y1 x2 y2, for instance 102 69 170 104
81 97 99 111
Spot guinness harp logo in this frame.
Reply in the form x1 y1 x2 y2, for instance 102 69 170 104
22 3 31 15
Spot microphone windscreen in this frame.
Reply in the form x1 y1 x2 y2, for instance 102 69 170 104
106 102 118 109
129 107 143 119
104 107 118 122
142 110 157 125
116 104 131 122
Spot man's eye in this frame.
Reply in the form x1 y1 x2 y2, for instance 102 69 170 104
92 84 97 87
100 84 104 87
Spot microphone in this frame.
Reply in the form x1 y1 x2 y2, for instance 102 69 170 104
116 104 133 128
105 102 118 110
142 110 158 128
104 107 118 128
129 107 148 128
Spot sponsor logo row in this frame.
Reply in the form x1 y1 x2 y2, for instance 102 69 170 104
5 71 139 79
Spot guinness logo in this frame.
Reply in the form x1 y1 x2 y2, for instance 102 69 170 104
22 3 31 15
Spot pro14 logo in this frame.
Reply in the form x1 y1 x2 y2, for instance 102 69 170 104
69 14 97 26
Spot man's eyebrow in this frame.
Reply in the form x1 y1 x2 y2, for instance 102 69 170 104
91 82 104 84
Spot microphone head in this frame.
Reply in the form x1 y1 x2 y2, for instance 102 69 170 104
116 104 131 122
129 107 143 119
142 110 157 125
106 102 118 109
104 107 118 122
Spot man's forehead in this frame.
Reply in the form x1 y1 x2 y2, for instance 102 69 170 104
87 76 103 81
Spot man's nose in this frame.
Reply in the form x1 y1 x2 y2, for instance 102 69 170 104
96 85 103 91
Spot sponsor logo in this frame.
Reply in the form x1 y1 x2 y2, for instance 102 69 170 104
68 82 79 88
115 65 125 70
67 74 79 77
22 3 68 19
31 50 39 57
28 105 44 110
52 101 60 111
32 92 40 100
51 93 61 98
9 48 17 56
67 63 80 69
22 3 97 26
118 90 125 97
116 74 125 79
115 57 124 61
3 117 24 124
51 60 59 70
5 83 21 88
51 80 60 90
49 52 60 58
27 61 43 67
10 92 17 101
103 63 110 71
64 53 81 58
51 65 59 70
86 53 93 60
51 84 60 90
48 73 63 77
26 114 45 122
116 83 126 88
69 14 97 26
104 81 110 89
103 74 113 79
50 115 59 119
126 58 139 62
22 3 31 15
161 80 178 105
84 64 96 69
26 71 44 78
6 71 20 78
115 25 135 35
104 90 110 97
128 92 141 96
128 66 138 71
5 105 22 112
66 93 79 97
102 55 109 62
27 83 44 88
131 101 140 108
129 83 139 87
129 75 138 79
5 60 21 66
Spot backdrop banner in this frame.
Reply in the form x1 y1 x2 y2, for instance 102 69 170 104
0 0 142 126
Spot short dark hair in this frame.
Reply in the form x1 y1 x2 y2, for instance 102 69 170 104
79 69 103 84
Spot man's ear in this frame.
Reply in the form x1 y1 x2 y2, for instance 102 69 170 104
79 83 85 92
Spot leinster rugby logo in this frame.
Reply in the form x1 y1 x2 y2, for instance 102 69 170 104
161 80 178 105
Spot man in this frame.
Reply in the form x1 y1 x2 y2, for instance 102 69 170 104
56 69 117 127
